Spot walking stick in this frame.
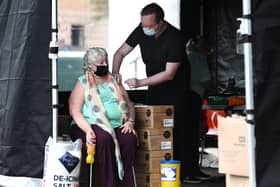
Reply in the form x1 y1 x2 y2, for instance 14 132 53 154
86 143 96 187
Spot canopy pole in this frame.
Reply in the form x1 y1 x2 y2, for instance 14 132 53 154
238 0 256 186
49 0 58 143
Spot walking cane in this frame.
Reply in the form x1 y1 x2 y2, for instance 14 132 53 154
86 142 96 187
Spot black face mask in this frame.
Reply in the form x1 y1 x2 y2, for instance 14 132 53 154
94 65 109 76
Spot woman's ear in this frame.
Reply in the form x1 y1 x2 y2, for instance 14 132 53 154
92 65 97 73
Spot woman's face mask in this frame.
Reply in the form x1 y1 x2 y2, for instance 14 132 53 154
94 65 108 76
142 27 157 36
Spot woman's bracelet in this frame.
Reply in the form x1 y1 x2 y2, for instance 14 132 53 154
128 119 135 125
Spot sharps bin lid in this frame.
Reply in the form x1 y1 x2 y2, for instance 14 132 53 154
160 160 180 164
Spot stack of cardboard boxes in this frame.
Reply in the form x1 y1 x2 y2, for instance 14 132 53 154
134 105 174 187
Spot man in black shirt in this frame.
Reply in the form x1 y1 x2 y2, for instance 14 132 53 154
112 2 209 184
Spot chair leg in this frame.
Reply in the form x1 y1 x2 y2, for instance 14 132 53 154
199 135 206 167
132 166 137 187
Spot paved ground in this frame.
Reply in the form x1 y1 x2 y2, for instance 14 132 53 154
181 167 225 187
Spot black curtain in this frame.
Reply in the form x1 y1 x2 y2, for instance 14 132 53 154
180 0 200 40
0 0 51 178
253 0 280 186
181 0 244 90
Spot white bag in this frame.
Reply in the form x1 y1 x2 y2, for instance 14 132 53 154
42 137 82 187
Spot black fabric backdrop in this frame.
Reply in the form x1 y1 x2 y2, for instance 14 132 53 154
0 0 51 178
253 0 280 186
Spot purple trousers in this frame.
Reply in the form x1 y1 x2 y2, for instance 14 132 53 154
70 125 137 187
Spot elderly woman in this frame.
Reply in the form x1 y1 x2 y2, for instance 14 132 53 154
69 47 137 187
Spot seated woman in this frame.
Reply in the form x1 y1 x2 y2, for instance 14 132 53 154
69 47 137 187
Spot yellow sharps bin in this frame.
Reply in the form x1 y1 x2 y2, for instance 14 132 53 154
160 160 180 187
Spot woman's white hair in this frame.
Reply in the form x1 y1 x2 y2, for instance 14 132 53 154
83 47 108 72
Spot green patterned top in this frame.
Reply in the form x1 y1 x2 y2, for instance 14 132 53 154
78 75 122 128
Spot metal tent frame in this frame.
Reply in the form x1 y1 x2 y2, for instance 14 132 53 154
49 0 58 143
239 0 256 186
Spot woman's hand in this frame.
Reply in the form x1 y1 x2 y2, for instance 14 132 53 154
86 130 96 144
120 120 136 134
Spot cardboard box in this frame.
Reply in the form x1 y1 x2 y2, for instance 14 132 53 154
226 174 249 187
135 173 161 187
137 128 173 151
135 150 173 173
218 116 249 176
135 105 174 129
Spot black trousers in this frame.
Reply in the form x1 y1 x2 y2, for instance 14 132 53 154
181 91 202 178
70 125 137 187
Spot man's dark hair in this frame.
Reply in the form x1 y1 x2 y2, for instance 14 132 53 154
141 3 164 23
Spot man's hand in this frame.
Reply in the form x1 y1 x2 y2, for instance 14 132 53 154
125 78 140 89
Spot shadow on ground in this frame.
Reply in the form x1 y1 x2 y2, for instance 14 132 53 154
181 167 225 187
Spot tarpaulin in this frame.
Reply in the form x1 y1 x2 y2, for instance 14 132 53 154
253 0 280 186
0 0 51 180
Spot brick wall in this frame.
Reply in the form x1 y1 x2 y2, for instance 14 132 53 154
58 0 108 50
